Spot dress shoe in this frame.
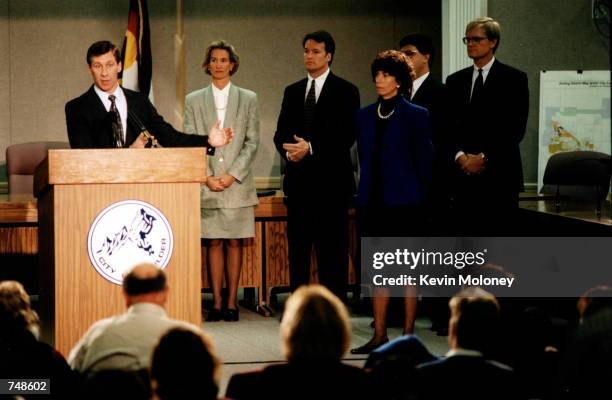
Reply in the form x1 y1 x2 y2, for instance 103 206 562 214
350 337 389 354
205 308 222 322
224 308 239 322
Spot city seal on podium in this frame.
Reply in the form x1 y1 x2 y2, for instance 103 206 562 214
87 200 174 285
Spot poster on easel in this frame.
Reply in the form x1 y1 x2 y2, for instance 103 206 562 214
538 70 611 192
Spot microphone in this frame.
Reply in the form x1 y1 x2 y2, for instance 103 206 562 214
128 110 162 148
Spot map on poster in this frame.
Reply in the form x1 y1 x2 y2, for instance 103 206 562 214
538 70 611 191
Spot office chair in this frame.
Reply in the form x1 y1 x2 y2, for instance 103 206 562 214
6 141 70 194
541 151 611 215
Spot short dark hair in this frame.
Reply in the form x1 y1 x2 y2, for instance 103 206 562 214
302 30 335 66
399 33 435 67
123 266 167 296
151 328 219 399
202 39 240 76
371 50 414 98
450 287 500 356
87 40 121 66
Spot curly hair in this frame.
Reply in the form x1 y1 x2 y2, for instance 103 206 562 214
0 280 40 336
202 39 240 76
371 50 414 98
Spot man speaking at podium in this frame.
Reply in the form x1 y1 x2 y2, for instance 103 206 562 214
66 40 229 150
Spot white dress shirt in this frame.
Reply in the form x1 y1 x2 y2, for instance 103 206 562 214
94 85 128 142
297 68 330 156
305 67 331 102
212 81 231 128
470 56 495 99
455 57 496 160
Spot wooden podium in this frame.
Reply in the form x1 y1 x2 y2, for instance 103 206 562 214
34 148 206 356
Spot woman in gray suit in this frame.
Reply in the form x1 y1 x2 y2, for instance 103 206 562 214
184 40 260 322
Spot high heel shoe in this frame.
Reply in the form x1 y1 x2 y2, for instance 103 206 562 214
350 337 389 354
223 308 239 322
205 308 222 322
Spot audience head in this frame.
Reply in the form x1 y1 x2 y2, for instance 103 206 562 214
399 33 434 77
577 284 612 321
202 39 240 76
465 16 501 53
122 263 168 307
448 287 500 355
280 284 351 363
86 40 121 66
0 280 40 338
150 327 219 400
371 50 414 99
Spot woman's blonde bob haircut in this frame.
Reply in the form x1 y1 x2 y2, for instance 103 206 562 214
202 39 240 76
280 284 351 362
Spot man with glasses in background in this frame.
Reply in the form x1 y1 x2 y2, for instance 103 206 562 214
445 17 529 235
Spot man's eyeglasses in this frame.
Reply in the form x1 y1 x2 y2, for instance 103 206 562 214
462 36 488 44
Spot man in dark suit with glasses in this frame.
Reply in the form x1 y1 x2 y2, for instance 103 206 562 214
445 17 529 235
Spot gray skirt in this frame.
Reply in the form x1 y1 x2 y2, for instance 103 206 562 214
201 206 255 239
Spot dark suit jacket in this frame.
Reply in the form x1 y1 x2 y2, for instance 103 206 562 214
66 85 212 151
416 355 519 399
273 72 360 200
445 59 528 200
226 361 373 400
356 97 434 207
411 74 446 149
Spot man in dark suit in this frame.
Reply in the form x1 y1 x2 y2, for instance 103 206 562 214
273 31 360 300
66 40 227 150
400 33 451 335
415 287 518 400
445 17 529 234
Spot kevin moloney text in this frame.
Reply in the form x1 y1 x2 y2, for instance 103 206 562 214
373 274 515 288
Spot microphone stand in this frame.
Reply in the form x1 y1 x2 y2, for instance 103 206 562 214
128 110 162 148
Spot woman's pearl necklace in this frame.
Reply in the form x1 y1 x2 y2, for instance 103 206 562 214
377 102 395 119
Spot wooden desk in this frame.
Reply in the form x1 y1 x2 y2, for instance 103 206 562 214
0 194 38 254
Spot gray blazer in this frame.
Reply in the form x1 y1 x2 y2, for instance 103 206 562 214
184 84 260 209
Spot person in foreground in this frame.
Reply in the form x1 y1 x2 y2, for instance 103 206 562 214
150 327 220 400
66 40 230 150
184 40 260 322
415 286 518 399
226 284 372 399
68 263 201 376
351 50 433 354
0 280 77 397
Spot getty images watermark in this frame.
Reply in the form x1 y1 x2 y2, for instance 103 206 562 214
361 237 612 297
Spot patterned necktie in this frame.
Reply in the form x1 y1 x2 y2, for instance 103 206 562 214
108 94 124 148
471 68 484 104
303 79 316 137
